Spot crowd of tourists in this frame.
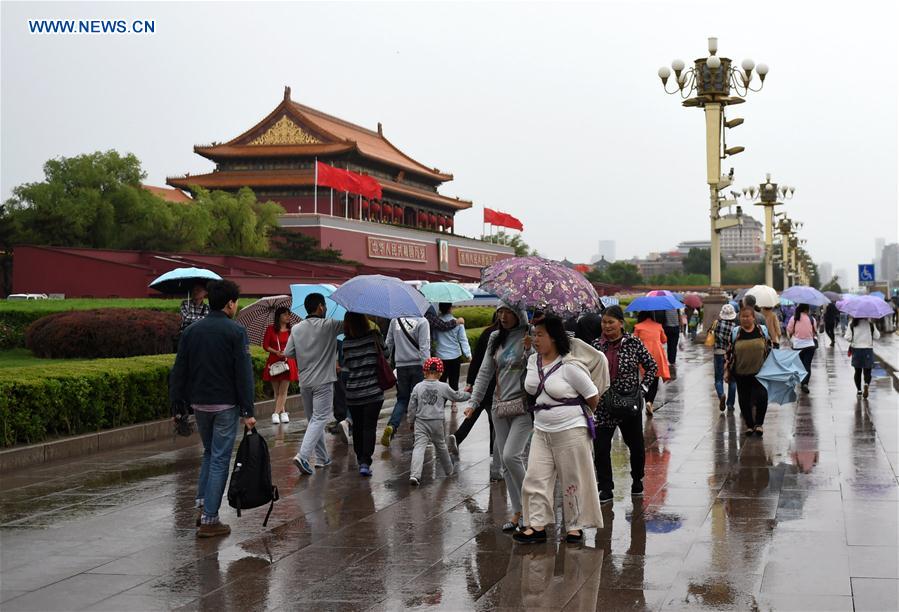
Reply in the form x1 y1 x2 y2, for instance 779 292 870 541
170 280 890 539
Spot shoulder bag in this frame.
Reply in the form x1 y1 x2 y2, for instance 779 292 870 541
602 385 642 420
374 335 396 391
268 333 290 377
492 350 527 419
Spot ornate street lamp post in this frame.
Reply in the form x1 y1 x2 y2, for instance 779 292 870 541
658 37 769 290
742 174 794 286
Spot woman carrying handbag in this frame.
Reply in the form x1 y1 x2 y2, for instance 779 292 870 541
592 306 658 505
468 303 533 533
262 307 298 424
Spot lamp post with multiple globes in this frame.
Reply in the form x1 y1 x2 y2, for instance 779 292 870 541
657 37 769 290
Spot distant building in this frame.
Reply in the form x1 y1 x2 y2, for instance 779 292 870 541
143 185 192 203
630 251 684 278
596 240 616 263
676 214 763 264
875 238 886 280
593 257 612 273
883 243 899 288
818 262 833 284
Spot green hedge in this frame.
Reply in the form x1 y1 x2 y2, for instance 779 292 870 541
0 299 258 349
0 347 271 448
455 306 497 329
466 326 487 350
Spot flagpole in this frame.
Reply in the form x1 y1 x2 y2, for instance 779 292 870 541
314 158 318 215
330 188 334 216
345 164 349 219
482 206 486 240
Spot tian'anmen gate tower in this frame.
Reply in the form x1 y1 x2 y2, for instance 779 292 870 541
168 87 511 277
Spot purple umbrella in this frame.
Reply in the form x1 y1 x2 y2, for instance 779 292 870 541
822 291 841 302
781 285 830 307
480 256 602 315
837 295 894 319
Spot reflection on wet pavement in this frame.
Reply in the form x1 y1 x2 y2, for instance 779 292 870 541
1 340 897 610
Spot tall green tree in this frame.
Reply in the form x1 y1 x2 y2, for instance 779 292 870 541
821 276 842 293
482 231 538 257
587 262 643 287
195 187 283 256
682 248 727 276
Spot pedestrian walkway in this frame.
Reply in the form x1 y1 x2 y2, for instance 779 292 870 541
1 342 896 610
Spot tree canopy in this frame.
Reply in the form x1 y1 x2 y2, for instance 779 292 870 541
587 261 644 286
682 248 727 276
482 231 538 257
2 150 288 256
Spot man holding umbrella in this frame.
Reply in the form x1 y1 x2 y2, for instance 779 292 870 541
285 293 345 475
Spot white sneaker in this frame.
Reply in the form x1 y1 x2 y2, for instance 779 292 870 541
280 412 290 423
338 420 350 444
271 413 281 424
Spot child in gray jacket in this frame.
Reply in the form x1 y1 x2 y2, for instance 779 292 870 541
408 358 471 485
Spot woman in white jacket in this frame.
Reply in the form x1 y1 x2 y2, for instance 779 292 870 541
845 317 880 399
514 314 608 545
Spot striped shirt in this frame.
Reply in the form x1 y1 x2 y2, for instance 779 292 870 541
342 332 386 406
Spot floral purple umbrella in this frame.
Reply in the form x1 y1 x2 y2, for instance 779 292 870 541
479 256 602 316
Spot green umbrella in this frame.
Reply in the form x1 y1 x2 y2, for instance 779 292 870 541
420 282 474 303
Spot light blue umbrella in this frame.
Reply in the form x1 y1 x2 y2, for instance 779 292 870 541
420 282 474 304
149 267 221 294
290 284 347 321
781 286 829 307
869 291 885 299
756 349 807 405
331 275 431 319
625 295 685 312
600 296 620 307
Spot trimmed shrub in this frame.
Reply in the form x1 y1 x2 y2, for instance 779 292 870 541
466 326 486 350
26 309 179 359
0 348 271 447
0 321 19 350
455 306 497 329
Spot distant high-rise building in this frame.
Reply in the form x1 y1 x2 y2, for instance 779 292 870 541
882 243 899 288
591 240 616 263
875 238 886 280
818 262 833 284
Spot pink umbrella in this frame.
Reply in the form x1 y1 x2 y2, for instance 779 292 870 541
683 293 703 308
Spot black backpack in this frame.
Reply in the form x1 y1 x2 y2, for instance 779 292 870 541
227 427 279 526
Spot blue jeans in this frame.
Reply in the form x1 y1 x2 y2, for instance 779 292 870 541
195 408 239 520
299 383 334 462
713 354 736 406
388 365 424 429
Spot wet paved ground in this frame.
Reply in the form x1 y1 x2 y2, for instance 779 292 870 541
1 337 898 611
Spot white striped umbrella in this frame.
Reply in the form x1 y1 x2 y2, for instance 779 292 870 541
235 295 301 346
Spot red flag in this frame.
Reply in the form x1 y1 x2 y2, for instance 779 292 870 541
316 162 382 200
484 207 502 225
498 211 524 231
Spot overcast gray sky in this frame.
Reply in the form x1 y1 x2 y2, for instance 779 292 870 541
3 0 896 289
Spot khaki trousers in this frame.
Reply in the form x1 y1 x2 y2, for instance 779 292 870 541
522 427 603 531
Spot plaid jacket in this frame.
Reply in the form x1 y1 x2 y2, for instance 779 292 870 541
179 299 209 332
712 318 737 353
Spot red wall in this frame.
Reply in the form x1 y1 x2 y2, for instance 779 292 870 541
12 247 151 297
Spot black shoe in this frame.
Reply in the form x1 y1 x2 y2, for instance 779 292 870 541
513 528 547 544
801 385 810 394
565 530 584 544
631 481 644 497
719 396 726 412
599 490 613 504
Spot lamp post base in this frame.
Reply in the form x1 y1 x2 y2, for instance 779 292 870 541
697 292 729 344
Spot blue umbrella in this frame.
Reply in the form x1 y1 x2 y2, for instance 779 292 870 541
289 284 346 321
149 267 222 294
625 295 685 312
331 275 431 319
756 349 807 405
781 285 829 307
420 282 474 304
869 291 885 299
